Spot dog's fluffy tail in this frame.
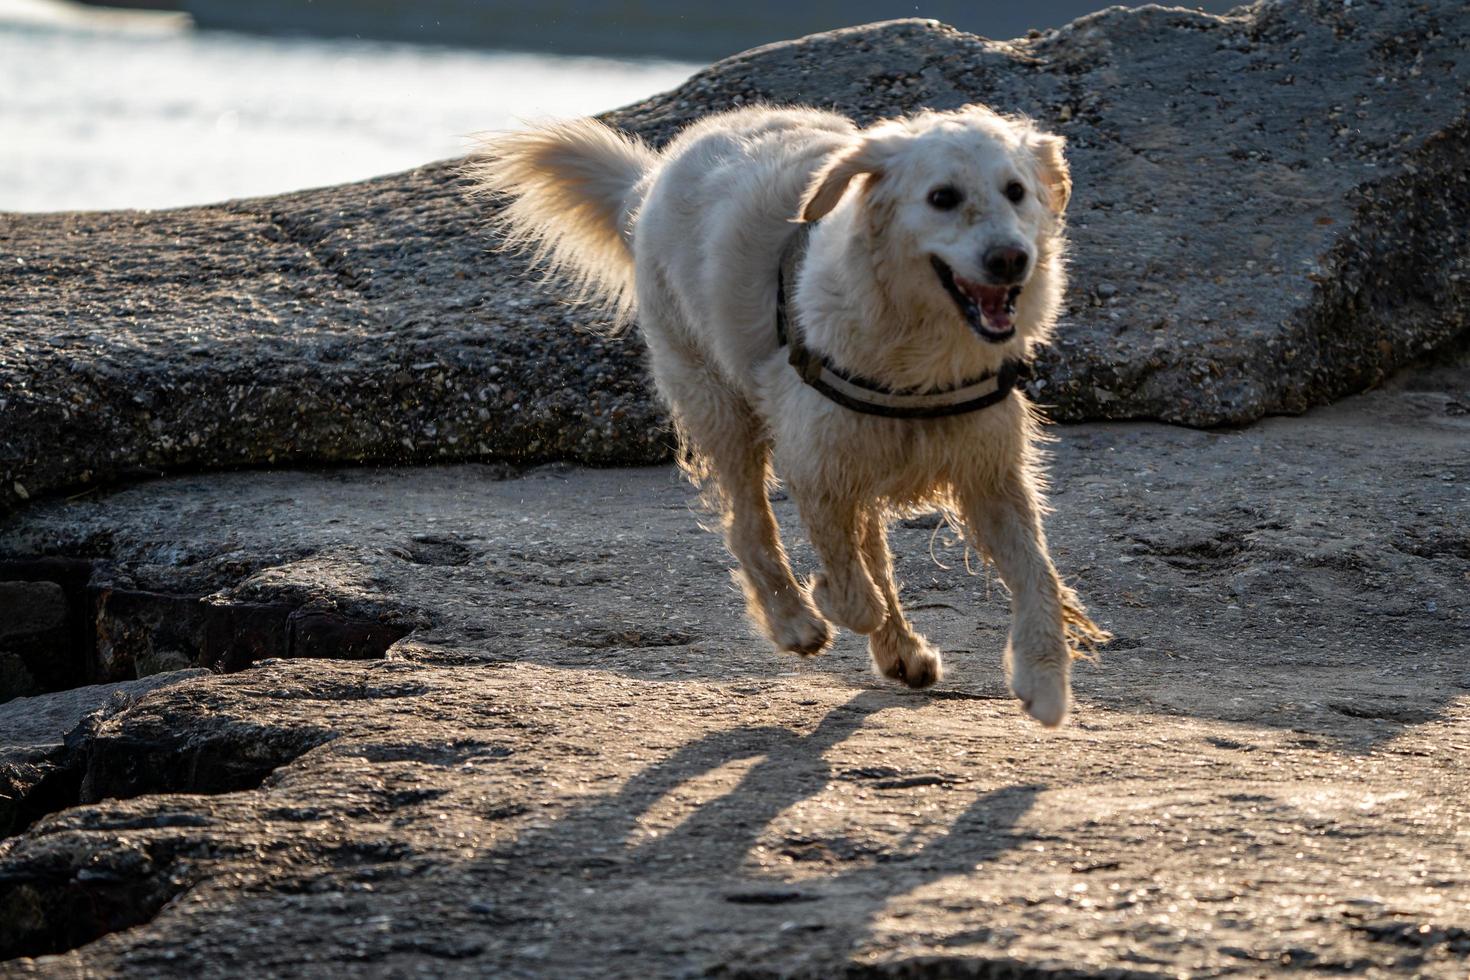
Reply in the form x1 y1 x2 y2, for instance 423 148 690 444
467 119 657 326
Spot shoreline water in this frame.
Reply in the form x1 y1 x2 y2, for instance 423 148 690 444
0 1 697 212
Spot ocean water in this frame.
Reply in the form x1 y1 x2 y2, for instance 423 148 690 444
0 0 697 212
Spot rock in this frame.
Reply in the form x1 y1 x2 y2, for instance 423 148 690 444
0 555 415 697
0 670 210 837
0 672 211 755
0 356 1465 974
0 580 74 701
2 3 1468 515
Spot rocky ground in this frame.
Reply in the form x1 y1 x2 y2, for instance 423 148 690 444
2 1 1469 975
0 351 1465 977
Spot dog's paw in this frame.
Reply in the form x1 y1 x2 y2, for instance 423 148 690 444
734 569 832 656
810 573 887 635
1006 643 1070 727
871 631 943 690
772 609 833 656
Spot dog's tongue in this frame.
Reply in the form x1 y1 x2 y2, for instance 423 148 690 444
956 277 1013 331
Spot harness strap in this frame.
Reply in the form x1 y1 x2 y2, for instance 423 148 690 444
775 228 1025 420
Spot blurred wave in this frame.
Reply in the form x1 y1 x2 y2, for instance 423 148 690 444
0 0 696 212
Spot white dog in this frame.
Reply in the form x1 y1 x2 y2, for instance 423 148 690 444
470 105 1107 726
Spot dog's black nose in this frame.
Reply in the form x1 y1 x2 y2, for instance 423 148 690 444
983 246 1029 284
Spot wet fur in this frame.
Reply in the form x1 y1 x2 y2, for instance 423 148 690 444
469 105 1108 726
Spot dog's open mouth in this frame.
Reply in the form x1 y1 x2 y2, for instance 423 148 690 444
930 256 1020 343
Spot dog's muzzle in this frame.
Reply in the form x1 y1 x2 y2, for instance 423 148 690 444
931 255 1022 343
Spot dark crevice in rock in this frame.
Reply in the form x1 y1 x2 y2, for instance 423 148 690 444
1 674 209 840
0 554 404 853
77 712 339 803
3 673 337 842
0 848 194 962
390 535 477 567
0 710 338 962
0 688 341 960
6 704 336 836
0 559 100 702
0 557 412 700
0 751 84 841
1392 530 1470 562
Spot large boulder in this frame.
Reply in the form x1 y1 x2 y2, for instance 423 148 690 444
3 0 1467 512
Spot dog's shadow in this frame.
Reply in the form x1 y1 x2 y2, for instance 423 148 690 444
464 689 1043 971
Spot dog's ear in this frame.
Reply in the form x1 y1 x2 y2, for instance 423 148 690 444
1028 131 1072 215
798 137 890 223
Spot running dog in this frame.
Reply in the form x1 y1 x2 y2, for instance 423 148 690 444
469 104 1108 726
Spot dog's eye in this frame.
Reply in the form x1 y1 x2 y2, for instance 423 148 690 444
927 186 962 211
1005 181 1026 204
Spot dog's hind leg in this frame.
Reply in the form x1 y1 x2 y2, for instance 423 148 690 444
859 509 942 689
957 464 1108 727
650 341 831 656
792 491 889 638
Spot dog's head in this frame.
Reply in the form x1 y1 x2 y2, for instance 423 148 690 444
798 107 1070 347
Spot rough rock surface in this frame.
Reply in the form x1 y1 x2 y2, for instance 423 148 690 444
0 671 209 838
3 0 1469 513
0 355 1465 976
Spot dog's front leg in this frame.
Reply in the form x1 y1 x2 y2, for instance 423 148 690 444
959 468 1094 727
793 491 889 637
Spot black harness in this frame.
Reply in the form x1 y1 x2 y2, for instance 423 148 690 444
775 227 1025 420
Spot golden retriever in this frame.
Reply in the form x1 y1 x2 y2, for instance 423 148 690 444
470 105 1107 726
